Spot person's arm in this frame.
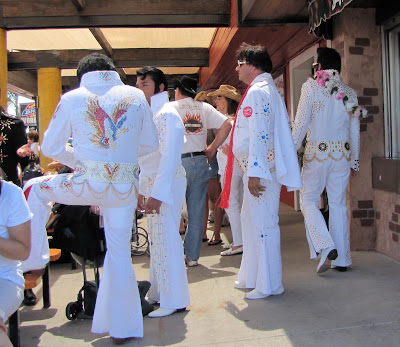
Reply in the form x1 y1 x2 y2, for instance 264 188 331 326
0 184 31 261
16 143 33 157
349 95 360 175
41 97 76 168
292 81 313 150
205 119 231 159
0 220 31 261
147 112 185 212
13 119 28 156
245 88 273 180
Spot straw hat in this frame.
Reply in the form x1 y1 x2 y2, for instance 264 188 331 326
207 85 241 103
194 90 213 104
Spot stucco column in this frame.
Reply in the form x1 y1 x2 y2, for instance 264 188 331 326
37 67 62 170
0 29 7 110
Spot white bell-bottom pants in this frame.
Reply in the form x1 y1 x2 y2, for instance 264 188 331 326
23 174 143 338
300 158 352 267
146 177 190 309
237 173 282 295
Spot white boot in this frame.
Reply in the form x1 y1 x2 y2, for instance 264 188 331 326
148 308 176 318
317 246 338 273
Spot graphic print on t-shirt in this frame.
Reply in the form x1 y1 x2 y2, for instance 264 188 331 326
183 113 203 134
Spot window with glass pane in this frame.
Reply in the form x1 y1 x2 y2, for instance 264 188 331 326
383 24 400 158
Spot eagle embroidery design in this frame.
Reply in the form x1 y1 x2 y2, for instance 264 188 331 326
85 96 134 150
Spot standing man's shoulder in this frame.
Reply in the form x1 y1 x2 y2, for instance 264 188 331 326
340 80 358 100
301 76 318 91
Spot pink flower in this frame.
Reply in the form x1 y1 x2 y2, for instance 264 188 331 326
336 92 345 100
315 70 330 87
353 107 361 118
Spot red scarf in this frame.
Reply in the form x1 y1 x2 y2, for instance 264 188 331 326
219 84 251 209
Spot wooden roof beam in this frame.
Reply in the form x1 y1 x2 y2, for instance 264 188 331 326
89 28 112 56
71 0 86 11
0 0 231 29
8 48 209 70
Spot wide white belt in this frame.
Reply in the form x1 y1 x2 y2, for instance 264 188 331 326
140 165 186 187
73 159 139 184
305 140 351 156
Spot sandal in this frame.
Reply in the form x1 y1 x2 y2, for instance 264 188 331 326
208 239 222 246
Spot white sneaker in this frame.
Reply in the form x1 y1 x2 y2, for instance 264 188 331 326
185 257 198 267
221 246 243 256
271 285 285 295
234 281 247 289
245 289 269 300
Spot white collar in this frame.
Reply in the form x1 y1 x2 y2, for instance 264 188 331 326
150 91 169 116
80 71 123 87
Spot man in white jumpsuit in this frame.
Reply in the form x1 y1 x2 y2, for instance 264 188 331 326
24 53 158 344
221 43 302 300
292 47 361 273
136 66 190 318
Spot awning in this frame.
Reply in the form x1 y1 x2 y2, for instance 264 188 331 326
308 0 354 34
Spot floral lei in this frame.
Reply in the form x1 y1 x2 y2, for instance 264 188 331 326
314 70 368 118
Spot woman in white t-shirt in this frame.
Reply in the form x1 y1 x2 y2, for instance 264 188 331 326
207 85 244 256
0 179 32 347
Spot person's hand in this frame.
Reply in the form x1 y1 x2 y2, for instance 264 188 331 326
16 143 33 157
47 161 64 171
350 168 358 178
145 197 162 215
248 177 266 197
221 144 229 155
0 318 7 334
204 146 217 160
137 194 146 211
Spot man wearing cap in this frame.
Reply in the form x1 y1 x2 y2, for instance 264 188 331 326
170 76 231 267
136 66 190 317
221 43 302 299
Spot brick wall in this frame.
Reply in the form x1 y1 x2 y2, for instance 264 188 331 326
333 8 400 261
333 8 384 251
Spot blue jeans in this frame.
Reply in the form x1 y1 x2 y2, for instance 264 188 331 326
181 155 210 261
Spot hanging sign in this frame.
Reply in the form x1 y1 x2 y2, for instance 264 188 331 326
308 0 353 34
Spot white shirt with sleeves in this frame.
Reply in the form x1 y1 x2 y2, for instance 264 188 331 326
169 97 227 154
41 71 159 169
139 92 185 205
233 73 302 191
0 181 32 287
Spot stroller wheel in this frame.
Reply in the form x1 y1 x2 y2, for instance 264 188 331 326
131 228 149 256
66 301 82 320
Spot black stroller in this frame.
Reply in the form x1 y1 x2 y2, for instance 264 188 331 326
47 204 105 319
47 204 153 320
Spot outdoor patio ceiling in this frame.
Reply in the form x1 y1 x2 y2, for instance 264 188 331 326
3 0 381 98
7 27 216 78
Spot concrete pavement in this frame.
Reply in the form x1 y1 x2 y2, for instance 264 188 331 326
14 203 400 346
